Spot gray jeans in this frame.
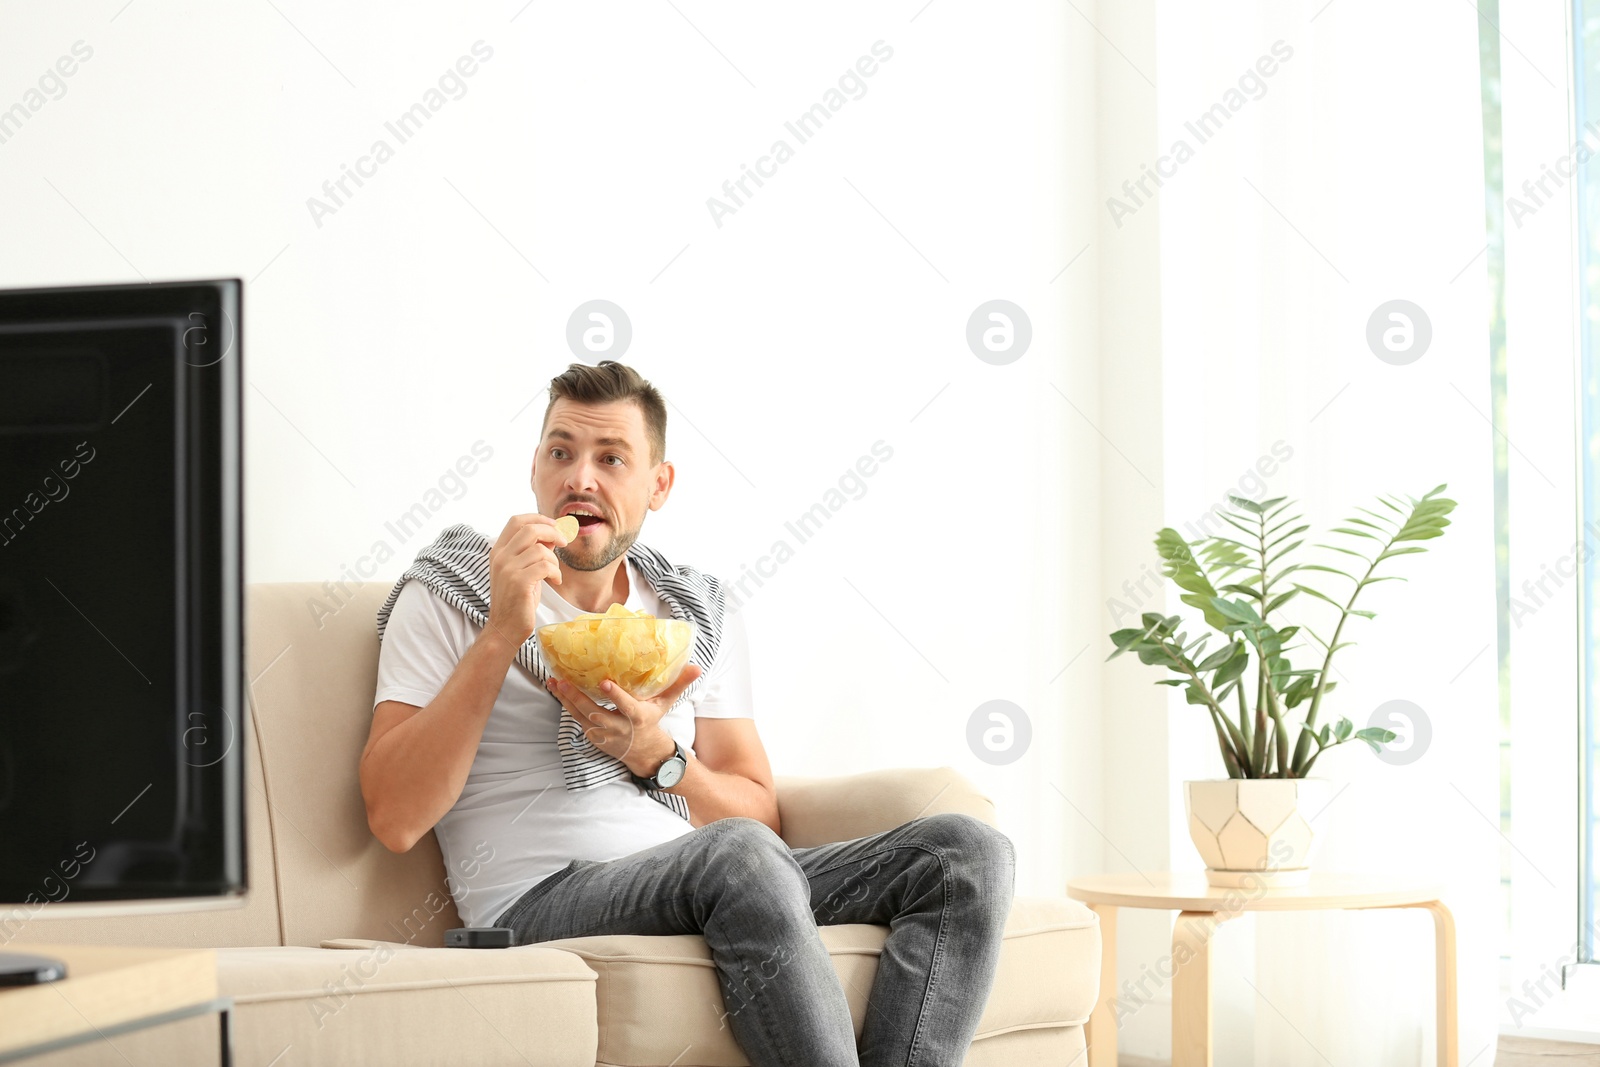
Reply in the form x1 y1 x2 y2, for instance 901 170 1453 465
493 812 1016 1067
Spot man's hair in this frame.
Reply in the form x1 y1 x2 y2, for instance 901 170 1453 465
544 360 667 465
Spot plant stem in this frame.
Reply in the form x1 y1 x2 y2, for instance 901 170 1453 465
1292 552 1382 775
1209 708 1244 778
1235 682 1253 764
1265 683 1289 776
1152 639 1248 772
1253 694 1268 777
1255 509 1270 777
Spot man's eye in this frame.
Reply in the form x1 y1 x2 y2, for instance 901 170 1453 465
604 455 622 466
551 448 567 459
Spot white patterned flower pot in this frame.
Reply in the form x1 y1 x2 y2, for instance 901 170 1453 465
1183 778 1333 887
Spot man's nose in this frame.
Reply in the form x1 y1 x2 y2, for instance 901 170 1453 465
563 458 600 492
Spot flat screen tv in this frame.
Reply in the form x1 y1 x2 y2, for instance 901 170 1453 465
0 279 245 927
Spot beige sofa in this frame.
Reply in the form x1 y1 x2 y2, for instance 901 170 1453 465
15 583 1100 1066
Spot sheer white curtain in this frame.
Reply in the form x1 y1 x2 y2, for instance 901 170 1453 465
1137 0 1500 1061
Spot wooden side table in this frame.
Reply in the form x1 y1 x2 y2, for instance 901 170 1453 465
0 944 230 1065
1066 872 1457 1067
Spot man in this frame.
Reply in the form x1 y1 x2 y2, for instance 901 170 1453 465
359 360 1015 1067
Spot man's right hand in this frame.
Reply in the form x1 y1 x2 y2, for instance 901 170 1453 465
485 513 571 649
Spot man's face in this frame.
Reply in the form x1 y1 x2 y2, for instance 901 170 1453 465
532 398 669 572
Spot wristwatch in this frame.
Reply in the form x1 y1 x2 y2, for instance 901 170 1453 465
635 738 688 790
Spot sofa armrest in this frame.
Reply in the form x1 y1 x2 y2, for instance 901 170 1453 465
772 766 998 848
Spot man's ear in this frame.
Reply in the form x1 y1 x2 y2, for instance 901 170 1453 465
648 461 675 512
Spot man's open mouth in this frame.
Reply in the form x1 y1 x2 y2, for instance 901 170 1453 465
559 504 607 535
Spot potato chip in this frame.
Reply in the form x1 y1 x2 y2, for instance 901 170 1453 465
555 515 580 542
537 607 695 703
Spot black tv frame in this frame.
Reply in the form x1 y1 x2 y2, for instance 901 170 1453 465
0 279 245 912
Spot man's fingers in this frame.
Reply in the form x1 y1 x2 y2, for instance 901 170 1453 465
653 662 704 707
501 523 564 557
494 513 553 550
498 514 573 552
497 537 562 574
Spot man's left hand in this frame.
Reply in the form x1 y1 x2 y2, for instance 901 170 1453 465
545 664 703 776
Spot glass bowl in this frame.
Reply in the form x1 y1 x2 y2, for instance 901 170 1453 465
536 611 696 703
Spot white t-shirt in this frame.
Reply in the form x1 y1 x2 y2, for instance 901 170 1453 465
372 556 753 928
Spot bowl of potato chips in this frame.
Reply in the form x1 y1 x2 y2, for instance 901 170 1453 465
536 604 696 703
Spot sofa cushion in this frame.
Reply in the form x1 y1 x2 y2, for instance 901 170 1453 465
532 894 1098 1067
24 944 600 1067
218 944 598 1066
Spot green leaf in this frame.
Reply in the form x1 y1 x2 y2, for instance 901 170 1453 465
1296 564 1358 581
1219 513 1258 539
1228 495 1265 515
1210 597 1263 625
1266 524 1310 549
1333 718 1353 742
1266 541 1304 567
1351 506 1398 528
1281 675 1317 707
1354 726 1397 752
1107 628 1153 659
1155 529 1233 631
1136 645 1176 667
1263 564 1303 592
1292 584 1346 611
1200 536 1254 555
1213 645 1250 687
1318 544 1377 563
1265 589 1301 614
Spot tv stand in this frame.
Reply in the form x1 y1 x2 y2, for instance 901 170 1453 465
0 944 229 1065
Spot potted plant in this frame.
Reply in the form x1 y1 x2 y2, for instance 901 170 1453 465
1107 485 1455 885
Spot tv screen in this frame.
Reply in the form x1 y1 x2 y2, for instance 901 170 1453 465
0 279 245 907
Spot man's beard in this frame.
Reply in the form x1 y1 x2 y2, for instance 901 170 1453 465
556 519 641 572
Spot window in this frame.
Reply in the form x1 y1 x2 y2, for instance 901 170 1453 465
1577 0 1600 965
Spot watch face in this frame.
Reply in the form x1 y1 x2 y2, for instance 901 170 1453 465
657 757 686 789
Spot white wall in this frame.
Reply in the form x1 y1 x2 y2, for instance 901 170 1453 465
1104 1 1502 1061
0 1 1104 900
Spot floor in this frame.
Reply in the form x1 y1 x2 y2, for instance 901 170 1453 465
1117 1036 1600 1066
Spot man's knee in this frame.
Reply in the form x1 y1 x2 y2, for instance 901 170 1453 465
700 817 805 884
701 815 785 849
913 813 1016 879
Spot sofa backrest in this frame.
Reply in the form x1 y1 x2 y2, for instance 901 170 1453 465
5 581 459 951
247 582 462 948
7 579 1004 954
